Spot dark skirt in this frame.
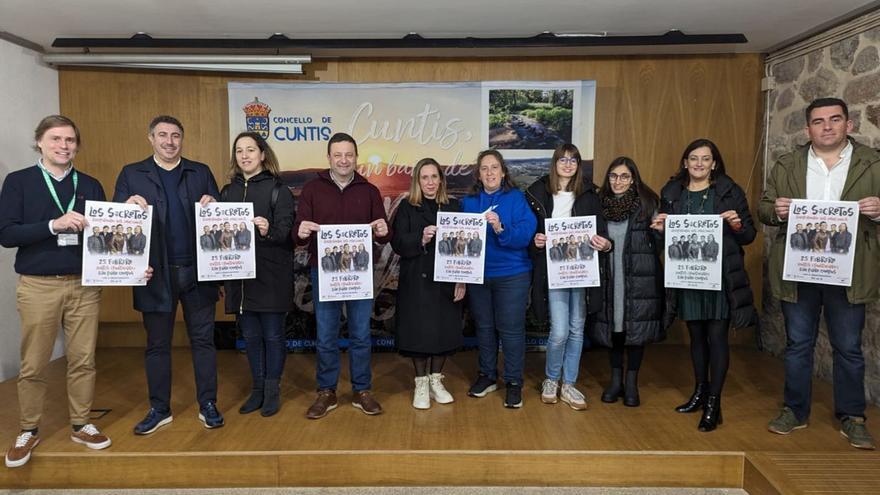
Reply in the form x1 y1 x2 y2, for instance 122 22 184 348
395 277 464 355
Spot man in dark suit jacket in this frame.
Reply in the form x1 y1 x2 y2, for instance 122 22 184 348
668 236 681 259
834 223 853 253
211 224 222 247
129 226 147 255
438 233 450 255
200 225 216 251
87 227 105 254
354 243 370 270
790 224 809 251
235 222 252 250
320 247 337 272
101 225 113 251
114 115 222 434
703 234 720 261
468 233 482 257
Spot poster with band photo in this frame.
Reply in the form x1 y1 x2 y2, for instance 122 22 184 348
544 216 600 289
317 224 374 301
82 200 152 286
195 202 256 282
664 214 723 291
782 199 858 286
434 212 486 284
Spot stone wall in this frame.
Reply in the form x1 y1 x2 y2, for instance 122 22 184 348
764 22 880 407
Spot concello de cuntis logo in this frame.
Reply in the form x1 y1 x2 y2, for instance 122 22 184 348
243 97 271 139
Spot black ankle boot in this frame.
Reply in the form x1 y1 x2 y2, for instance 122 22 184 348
261 379 281 417
623 370 640 407
698 395 723 432
675 382 708 413
601 368 623 403
239 387 264 414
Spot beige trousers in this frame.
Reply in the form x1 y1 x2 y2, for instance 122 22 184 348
16 274 101 430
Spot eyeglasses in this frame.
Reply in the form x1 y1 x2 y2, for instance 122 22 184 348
608 173 632 183
557 157 580 165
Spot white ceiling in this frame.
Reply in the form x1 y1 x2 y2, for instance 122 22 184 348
1 0 877 56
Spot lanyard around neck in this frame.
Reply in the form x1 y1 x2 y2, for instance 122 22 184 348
40 167 78 214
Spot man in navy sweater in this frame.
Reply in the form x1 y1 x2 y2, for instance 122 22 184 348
0 116 111 468
294 132 391 419
114 115 223 435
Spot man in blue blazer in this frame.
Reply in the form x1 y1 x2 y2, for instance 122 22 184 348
113 115 223 435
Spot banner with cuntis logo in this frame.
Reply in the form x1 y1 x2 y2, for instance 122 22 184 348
228 81 596 346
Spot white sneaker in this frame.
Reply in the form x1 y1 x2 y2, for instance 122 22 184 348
541 379 559 404
428 373 454 404
413 376 431 410
560 383 588 411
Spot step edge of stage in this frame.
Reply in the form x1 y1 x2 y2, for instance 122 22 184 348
0 449 747 489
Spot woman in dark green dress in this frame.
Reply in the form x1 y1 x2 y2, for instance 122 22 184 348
652 139 756 432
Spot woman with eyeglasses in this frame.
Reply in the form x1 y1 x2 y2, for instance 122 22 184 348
461 149 537 409
526 143 611 410
591 157 664 408
651 138 756 432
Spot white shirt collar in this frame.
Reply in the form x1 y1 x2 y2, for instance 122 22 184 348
808 141 853 170
153 156 182 170
329 170 354 191
37 159 73 182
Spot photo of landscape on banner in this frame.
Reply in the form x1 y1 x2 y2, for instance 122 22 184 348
228 80 596 347
783 199 858 286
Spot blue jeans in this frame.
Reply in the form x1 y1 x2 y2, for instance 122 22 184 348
545 287 586 384
310 268 373 392
781 283 866 421
142 265 217 411
238 311 287 384
467 271 530 384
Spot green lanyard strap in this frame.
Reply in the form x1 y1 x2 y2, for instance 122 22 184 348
41 168 78 214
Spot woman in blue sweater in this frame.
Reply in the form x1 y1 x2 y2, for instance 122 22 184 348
461 149 537 409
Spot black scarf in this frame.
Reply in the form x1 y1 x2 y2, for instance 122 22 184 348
602 188 640 222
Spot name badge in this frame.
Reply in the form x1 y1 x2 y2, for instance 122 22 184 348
57 233 79 247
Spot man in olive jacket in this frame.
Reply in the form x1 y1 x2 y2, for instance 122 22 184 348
759 97 879 450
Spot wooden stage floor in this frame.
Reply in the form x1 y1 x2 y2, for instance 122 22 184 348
1 344 878 493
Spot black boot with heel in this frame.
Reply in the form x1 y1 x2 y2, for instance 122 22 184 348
698 394 723 432
675 382 708 413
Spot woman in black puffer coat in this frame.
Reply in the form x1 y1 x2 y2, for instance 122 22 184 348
653 138 756 433
591 156 665 408
221 132 295 418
